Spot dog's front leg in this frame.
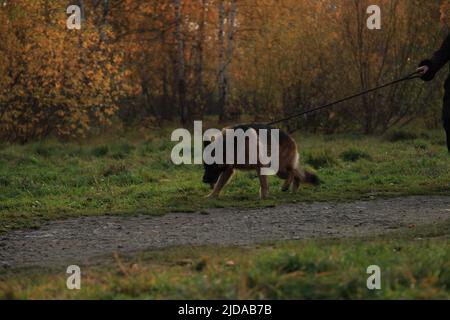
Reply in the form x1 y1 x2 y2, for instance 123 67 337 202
207 169 234 198
258 172 269 200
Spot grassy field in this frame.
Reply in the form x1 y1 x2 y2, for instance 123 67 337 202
0 127 449 233
0 127 449 299
1 219 448 299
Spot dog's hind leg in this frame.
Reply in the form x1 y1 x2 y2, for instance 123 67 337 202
207 168 234 198
292 169 302 192
281 171 294 192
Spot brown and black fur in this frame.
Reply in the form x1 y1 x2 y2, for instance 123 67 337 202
203 123 319 199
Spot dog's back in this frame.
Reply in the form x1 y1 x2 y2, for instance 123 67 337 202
220 123 298 174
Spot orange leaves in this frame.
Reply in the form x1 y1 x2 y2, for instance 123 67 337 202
0 0 132 142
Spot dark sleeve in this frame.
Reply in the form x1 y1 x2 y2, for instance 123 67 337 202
419 33 450 81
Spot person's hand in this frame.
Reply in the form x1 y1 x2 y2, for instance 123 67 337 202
417 65 429 75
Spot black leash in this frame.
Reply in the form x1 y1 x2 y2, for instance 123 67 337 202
267 70 422 126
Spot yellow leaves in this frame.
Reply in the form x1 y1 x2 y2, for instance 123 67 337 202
113 55 124 65
123 70 132 78
105 62 114 72
104 107 116 116
85 70 95 79
0 1 133 142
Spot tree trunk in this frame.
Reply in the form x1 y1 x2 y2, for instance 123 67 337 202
103 0 109 25
174 0 187 124
218 0 227 120
225 0 237 119
78 0 85 21
100 0 109 41
195 0 207 116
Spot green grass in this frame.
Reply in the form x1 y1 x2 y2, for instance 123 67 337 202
1 220 448 299
0 129 449 233
340 148 372 162
383 129 419 142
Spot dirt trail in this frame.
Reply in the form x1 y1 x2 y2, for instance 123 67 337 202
0 196 449 270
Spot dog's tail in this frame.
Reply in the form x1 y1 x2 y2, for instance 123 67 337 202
292 151 320 185
302 170 320 185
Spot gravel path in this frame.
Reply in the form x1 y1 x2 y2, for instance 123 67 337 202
1 196 449 269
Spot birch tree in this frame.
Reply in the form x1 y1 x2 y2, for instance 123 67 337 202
218 0 237 120
194 0 208 114
217 0 227 119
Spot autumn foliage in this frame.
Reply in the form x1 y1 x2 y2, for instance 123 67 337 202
0 0 131 142
0 0 449 142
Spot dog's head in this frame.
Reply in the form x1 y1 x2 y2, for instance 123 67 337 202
202 140 224 188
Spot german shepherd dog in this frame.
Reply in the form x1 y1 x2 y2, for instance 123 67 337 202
203 123 319 199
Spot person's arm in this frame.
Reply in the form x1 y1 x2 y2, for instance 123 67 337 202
418 33 450 81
